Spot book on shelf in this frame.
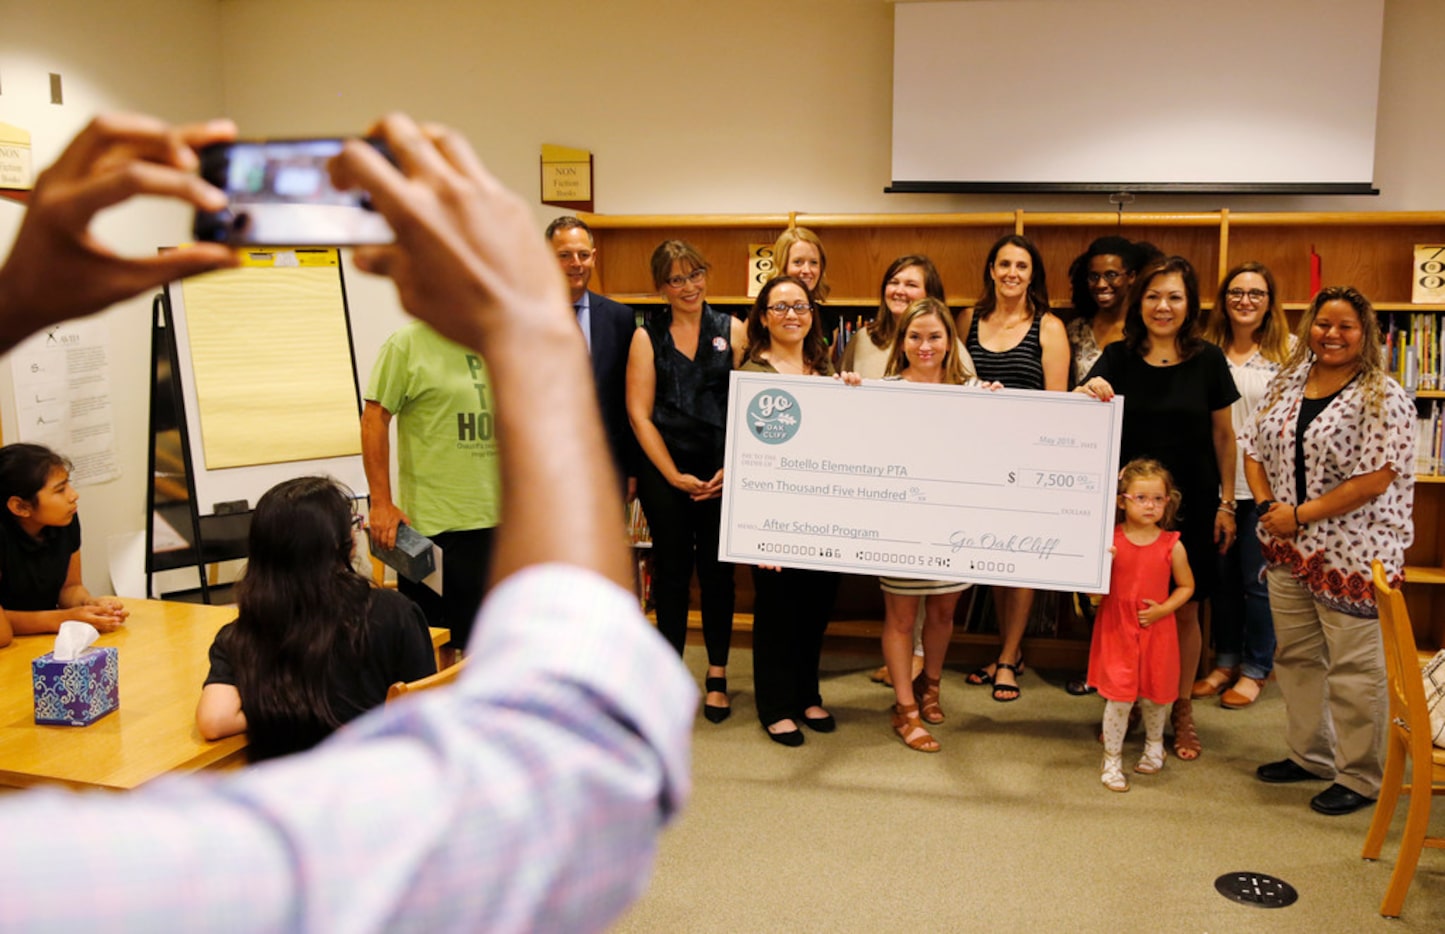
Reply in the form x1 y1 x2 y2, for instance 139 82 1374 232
626 499 652 547
1414 399 1444 478
1384 311 1445 393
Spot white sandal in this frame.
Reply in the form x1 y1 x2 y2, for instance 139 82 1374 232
1101 754 1130 792
1134 741 1166 775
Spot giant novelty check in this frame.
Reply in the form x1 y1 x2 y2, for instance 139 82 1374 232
719 372 1124 592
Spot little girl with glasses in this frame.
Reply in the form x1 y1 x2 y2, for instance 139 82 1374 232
1088 458 1195 791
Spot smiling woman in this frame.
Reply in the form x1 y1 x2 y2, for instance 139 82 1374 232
625 240 747 721
956 234 1069 701
1075 256 1240 762
1240 286 1415 815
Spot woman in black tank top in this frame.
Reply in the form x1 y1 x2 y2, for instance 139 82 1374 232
957 235 1070 702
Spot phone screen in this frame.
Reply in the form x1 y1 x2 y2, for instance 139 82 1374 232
194 138 395 246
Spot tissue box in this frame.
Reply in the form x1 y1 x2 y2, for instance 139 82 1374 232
32 646 119 726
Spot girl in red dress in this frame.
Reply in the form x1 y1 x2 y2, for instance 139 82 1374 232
1088 459 1195 791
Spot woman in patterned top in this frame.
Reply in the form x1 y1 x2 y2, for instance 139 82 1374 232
1065 237 1158 387
1194 262 1295 709
957 235 1069 703
1241 286 1415 816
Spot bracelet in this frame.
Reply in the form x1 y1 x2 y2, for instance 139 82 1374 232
1293 505 1304 528
1219 498 1236 507
1257 499 1277 512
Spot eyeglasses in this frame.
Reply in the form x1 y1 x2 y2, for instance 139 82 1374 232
1226 288 1269 303
663 268 707 290
1122 493 1168 506
1086 270 1127 285
766 302 814 317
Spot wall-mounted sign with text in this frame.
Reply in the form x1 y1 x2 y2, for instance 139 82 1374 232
0 121 34 191
540 143 593 213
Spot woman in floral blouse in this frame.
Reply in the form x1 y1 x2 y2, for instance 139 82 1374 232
1241 286 1416 817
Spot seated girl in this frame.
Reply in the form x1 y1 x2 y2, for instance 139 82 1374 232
195 476 436 760
0 443 126 648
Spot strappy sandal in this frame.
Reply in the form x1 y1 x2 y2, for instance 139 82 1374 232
1170 698 1201 760
1135 740 1167 775
912 672 944 724
891 702 940 753
965 663 994 686
1101 753 1130 792
991 659 1024 703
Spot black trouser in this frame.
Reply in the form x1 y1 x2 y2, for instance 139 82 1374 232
751 565 839 725
636 457 734 666
398 526 496 651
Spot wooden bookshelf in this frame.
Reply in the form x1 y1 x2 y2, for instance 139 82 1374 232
595 209 1445 658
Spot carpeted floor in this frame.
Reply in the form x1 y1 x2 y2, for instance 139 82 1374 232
614 648 1445 933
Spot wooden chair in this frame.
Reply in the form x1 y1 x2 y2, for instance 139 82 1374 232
385 657 468 703
1361 560 1445 917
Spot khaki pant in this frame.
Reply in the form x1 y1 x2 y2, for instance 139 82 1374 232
1267 567 1386 797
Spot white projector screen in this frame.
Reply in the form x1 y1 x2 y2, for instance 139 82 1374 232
890 0 1384 194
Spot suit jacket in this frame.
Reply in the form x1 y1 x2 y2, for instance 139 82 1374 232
585 290 638 480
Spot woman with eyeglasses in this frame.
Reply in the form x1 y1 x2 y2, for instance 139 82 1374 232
740 276 845 745
957 234 1069 703
195 476 437 761
1193 262 1296 709
1241 287 1414 816
1076 256 1240 761
1066 237 1160 386
626 240 747 722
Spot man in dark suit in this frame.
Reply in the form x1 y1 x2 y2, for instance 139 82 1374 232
546 216 637 497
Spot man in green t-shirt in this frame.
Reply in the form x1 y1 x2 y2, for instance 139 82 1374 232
362 322 501 648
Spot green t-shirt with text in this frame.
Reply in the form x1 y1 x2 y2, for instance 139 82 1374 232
365 322 500 535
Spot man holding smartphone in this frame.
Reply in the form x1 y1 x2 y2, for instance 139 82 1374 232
546 215 637 498
0 112 692 931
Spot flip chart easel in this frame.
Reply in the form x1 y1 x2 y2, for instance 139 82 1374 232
147 248 368 601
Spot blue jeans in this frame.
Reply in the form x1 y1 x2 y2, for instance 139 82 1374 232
1212 500 1275 680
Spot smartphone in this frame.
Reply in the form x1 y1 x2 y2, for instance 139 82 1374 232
193 138 395 246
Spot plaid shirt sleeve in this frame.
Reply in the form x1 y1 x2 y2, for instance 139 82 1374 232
0 564 695 933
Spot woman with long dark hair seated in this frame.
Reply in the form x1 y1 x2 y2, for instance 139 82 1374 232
195 476 436 761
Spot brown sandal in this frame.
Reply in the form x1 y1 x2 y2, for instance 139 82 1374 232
892 702 940 753
912 672 944 724
1170 698 1201 760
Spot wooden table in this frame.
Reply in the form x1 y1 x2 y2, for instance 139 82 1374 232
0 599 243 790
0 600 450 791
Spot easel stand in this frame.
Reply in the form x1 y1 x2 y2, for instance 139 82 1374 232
144 292 249 603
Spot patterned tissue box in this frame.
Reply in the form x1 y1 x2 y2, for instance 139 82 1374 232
32 646 119 726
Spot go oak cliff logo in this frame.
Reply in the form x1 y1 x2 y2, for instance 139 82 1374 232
746 389 800 445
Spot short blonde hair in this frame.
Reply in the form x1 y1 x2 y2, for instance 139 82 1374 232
1115 458 1181 529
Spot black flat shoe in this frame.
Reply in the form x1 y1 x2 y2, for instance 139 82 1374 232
1256 758 1329 784
800 711 836 733
1065 679 1097 696
1310 783 1376 816
703 676 731 724
765 722 804 747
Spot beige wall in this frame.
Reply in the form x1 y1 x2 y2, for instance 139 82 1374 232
0 0 1443 594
